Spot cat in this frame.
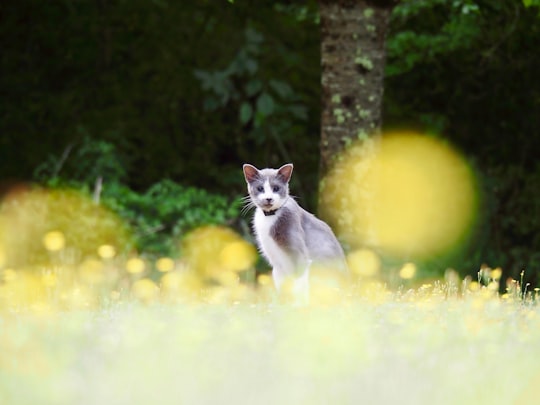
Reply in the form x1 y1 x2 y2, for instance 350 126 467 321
242 163 348 299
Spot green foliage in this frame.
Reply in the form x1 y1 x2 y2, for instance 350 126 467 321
191 11 320 205
387 0 481 77
34 132 127 187
1 0 320 201
101 180 240 256
385 0 540 283
194 25 310 152
523 0 540 8
34 138 240 257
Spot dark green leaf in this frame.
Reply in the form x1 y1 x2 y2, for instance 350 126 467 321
239 102 253 124
256 92 274 116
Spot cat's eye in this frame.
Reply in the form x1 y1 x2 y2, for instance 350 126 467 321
272 186 280 192
257 186 264 192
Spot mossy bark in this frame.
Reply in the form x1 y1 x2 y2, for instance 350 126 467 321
319 0 396 177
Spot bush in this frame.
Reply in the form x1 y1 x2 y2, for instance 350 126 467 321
32 137 241 258
101 180 240 256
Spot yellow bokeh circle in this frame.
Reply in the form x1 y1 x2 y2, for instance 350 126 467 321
181 225 257 281
43 230 66 252
156 257 175 273
126 257 146 274
131 278 159 302
219 240 257 272
321 132 478 259
97 244 116 259
347 249 381 277
399 262 417 280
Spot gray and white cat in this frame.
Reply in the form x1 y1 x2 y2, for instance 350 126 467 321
242 163 347 297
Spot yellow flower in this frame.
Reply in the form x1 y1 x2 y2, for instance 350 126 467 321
156 257 175 272
347 249 380 277
97 244 116 259
399 262 416 279
182 226 257 280
219 241 257 272
43 231 65 252
131 278 158 302
126 257 145 274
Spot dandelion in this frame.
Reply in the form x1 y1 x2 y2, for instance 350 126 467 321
43 231 66 252
215 270 239 287
160 272 183 291
491 267 502 280
156 257 175 273
399 262 416 279
126 257 145 274
97 244 116 259
257 274 272 287
347 249 380 277
182 226 255 280
219 241 257 272
468 281 480 292
131 278 158 302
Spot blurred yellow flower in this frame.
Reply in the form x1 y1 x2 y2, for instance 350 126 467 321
321 132 478 260
215 270 240 287
1 273 46 307
491 267 502 280
131 278 159 302
468 281 480 292
97 244 116 259
347 249 380 277
0 188 130 269
126 257 145 274
257 273 272 287
399 262 416 279
160 271 202 298
182 226 257 281
219 240 257 272
156 257 175 272
43 231 66 252
160 271 183 291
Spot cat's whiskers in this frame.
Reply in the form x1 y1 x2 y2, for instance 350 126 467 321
240 195 255 216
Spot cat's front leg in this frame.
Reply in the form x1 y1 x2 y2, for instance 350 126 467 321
272 266 288 291
292 259 311 304
271 257 311 304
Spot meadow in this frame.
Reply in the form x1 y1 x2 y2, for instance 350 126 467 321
1 140 538 405
1 270 538 405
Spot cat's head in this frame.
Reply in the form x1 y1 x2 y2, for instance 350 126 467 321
242 163 293 213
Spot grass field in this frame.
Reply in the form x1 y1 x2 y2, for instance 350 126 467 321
1 277 539 405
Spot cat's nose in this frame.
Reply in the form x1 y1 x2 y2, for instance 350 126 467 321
265 198 273 204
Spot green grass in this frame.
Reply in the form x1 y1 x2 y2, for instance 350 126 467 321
1 287 539 405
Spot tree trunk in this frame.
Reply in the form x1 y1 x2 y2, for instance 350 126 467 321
319 0 396 176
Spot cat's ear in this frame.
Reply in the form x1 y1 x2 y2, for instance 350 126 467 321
243 164 260 183
277 163 294 183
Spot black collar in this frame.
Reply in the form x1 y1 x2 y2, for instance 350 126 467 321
263 209 278 216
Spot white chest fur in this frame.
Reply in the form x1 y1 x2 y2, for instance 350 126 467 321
253 209 295 276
